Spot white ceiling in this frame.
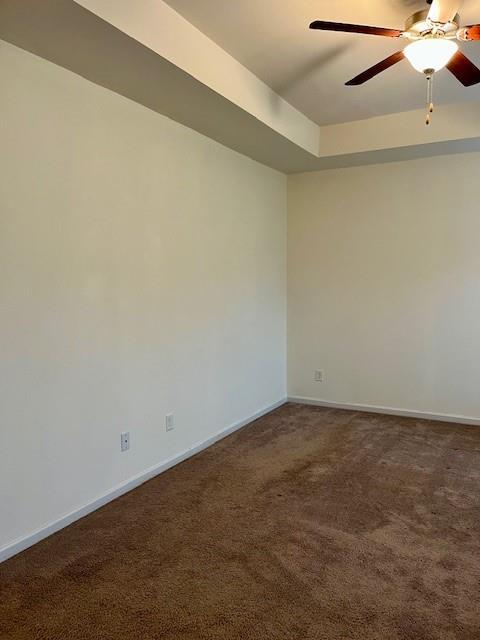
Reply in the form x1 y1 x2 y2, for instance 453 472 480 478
3 0 480 173
163 0 480 125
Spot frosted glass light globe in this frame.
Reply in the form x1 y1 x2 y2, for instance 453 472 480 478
404 38 458 73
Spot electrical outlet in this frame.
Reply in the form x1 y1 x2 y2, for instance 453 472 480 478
314 370 325 383
121 431 130 452
166 413 175 432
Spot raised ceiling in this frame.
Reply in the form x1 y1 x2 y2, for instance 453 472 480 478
163 0 480 125
2 0 480 172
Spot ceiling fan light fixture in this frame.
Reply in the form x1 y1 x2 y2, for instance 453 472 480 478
404 37 458 73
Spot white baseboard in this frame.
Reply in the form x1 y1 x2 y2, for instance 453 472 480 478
288 396 480 426
0 398 287 564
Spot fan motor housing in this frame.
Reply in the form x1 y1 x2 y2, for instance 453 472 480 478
405 9 460 37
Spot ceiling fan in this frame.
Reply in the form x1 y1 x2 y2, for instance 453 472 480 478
309 0 480 123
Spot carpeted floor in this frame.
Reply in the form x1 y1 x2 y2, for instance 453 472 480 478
2 403 480 639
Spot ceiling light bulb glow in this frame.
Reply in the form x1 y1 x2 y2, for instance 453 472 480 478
404 38 458 73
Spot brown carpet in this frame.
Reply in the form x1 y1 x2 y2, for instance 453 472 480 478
1 403 480 639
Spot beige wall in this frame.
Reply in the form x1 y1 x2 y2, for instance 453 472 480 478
0 41 287 555
288 154 480 420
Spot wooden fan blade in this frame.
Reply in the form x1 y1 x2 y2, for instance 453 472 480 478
346 51 405 86
462 25 480 40
309 21 402 38
447 51 480 86
427 0 462 24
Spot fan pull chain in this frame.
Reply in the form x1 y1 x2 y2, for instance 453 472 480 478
425 71 434 126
